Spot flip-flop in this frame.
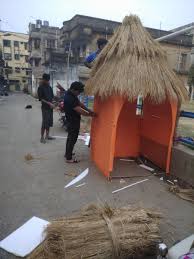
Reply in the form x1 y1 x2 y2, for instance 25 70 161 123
46 136 56 140
66 158 80 163
64 153 75 158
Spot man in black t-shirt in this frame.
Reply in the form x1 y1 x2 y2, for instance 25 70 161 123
37 73 55 143
64 81 96 163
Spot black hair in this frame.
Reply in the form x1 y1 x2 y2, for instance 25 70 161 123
42 73 50 81
70 81 84 93
97 38 108 48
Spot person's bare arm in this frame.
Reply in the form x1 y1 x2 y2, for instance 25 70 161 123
74 106 96 117
42 99 55 109
79 101 91 113
84 61 92 69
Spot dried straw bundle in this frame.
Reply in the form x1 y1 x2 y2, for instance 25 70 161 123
85 15 188 103
28 204 161 259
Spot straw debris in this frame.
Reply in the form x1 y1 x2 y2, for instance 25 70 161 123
28 204 161 259
85 15 188 103
24 153 34 161
169 186 194 203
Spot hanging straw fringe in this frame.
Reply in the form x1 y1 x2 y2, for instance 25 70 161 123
85 15 188 103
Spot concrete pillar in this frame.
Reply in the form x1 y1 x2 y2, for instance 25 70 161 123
191 29 194 65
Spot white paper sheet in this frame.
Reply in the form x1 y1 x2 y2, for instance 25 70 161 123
53 135 85 140
64 168 89 188
53 135 67 139
0 216 49 257
85 135 90 146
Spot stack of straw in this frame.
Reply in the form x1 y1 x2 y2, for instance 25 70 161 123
28 204 161 259
86 15 188 103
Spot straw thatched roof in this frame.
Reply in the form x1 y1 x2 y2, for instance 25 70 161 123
85 15 188 103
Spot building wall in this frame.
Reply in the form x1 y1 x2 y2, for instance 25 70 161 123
162 43 191 72
28 22 67 96
0 32 30 91
29 15 193 96
61 16 193 89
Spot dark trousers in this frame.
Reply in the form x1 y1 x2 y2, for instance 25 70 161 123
65 121 80 160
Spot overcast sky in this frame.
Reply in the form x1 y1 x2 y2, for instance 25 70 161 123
1 0 194 33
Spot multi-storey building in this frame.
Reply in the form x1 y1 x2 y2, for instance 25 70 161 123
61 15 194 86
0 31 31 91
28 15 194 96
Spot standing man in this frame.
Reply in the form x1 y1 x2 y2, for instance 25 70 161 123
38 73 55 143
64 81 96 163
84 38 108 68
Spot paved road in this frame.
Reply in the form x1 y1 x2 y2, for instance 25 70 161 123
0 93 194 258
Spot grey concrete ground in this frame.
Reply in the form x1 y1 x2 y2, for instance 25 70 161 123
0 93 194 259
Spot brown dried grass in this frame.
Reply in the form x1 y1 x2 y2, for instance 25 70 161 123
169 186 194 203
28 204 161 259
85 15 188 103
24 153 34 161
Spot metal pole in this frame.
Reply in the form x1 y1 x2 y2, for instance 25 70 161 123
190 85 194 101
156 25 194 42
67 41 71 88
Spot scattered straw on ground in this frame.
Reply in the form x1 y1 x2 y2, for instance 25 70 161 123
24 153 34 161
169 186 194 203
24 153 45 162
28 203 161 259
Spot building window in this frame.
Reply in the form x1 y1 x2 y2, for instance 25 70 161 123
47 39 55 48
34 58 40 67
15 54 20 60
4 53 12 60
25 56 28 62
34 39 40 49
24 43 27 50
15 67 20 73
5 67 13 74
26 70 30 76
3 40 11 47
14 41 19 47
83 27 92 35
65 43 71 52
82 45 86 52
63 32 69 39
180 53 187 71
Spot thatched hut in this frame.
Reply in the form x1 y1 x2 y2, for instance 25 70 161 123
86 15 188 178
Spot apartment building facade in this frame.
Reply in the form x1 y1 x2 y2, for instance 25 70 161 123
0 31 31 91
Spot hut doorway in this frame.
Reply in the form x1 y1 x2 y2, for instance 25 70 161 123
115 101 140 158
91 96 177 178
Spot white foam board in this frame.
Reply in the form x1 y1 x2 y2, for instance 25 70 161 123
65 168 89 188
85 135 90 146
139 164 154 172
0 216 49 257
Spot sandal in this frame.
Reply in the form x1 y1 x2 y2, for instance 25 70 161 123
64 153 75 158
66 158 80 163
